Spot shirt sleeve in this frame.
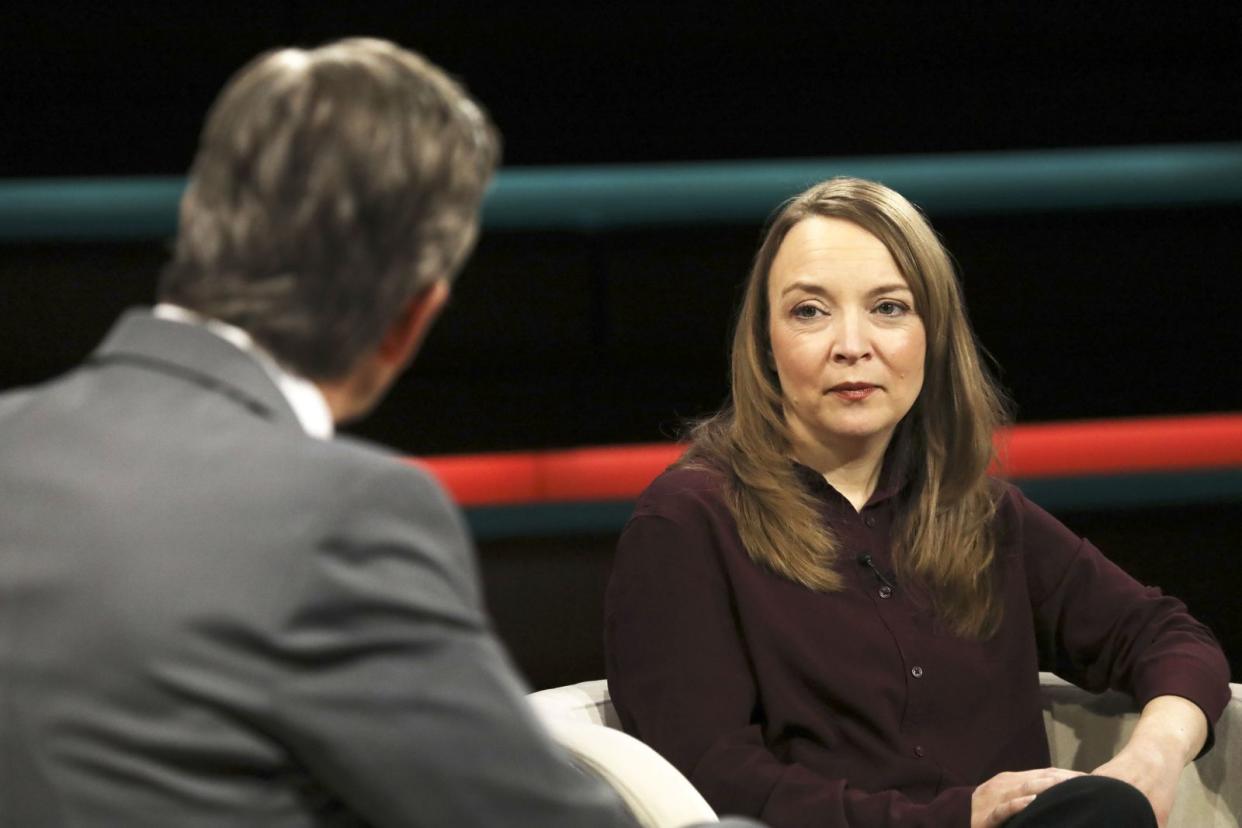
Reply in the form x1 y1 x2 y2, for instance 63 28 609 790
1016 486 1231 750
605 487 974 828
270 461 635 828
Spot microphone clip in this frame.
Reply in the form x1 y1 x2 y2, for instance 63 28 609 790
856 553 896 591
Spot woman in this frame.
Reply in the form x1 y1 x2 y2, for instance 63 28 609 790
604 178 1229 828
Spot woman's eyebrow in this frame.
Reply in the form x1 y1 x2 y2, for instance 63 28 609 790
779 280 829 298
779 281 912 298
867 283 914 297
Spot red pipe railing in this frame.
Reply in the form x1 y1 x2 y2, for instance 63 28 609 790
413 413 1242 508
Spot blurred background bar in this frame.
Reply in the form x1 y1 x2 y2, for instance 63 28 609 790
4 143 1242 241
485 144 1242 229
418 413 1242 538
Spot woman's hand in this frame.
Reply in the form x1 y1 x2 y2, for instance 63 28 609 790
1091 695 1208 827
970 768 1084 828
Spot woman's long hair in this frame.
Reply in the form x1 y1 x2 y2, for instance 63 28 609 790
684 178 1011 638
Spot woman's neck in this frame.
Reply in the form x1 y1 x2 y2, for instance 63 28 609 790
790 432 891 512
822 458 883 512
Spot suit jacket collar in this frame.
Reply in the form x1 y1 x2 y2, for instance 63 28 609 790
90 308 303 433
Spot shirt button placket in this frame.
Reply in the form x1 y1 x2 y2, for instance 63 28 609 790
862 513 885 597
908 666 927 759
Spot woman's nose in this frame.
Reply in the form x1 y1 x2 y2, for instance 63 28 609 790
831 313 871 363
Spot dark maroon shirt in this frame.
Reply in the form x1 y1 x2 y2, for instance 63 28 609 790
605 463 1229 828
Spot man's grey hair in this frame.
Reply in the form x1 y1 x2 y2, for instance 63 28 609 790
158 37 500 379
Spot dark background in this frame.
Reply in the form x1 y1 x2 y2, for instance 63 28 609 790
2 2 1239 685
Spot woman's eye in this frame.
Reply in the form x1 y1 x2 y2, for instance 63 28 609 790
793 304 823 319
875 300 909 316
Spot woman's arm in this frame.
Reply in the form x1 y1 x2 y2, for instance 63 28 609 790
1091 695 1208 827
1016 489 1228 825
1020 488 1229 721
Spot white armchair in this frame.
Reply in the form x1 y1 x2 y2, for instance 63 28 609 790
529 680 716 827
530 674 1242 828
1040 674 1241 827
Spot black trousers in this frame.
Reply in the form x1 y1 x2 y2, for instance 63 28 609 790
1005 775 1158 827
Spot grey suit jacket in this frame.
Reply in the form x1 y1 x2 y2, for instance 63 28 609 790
0 310 632 827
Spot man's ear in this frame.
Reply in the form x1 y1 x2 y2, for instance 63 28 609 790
377 279 450 369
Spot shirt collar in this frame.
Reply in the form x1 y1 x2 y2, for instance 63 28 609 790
792 439 912 509
152 304 334 440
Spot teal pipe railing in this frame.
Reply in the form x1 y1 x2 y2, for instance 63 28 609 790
461 467 1242 540
3 143 1241 241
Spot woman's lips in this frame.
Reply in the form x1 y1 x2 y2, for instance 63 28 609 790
828 383 878 401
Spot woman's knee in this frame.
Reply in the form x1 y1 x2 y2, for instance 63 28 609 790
1008 775 1156 827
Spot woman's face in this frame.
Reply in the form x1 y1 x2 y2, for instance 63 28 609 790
766 216 926 462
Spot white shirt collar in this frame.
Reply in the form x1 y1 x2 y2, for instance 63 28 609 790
153 304 335 440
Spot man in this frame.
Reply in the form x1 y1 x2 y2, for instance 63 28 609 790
0 38 634 827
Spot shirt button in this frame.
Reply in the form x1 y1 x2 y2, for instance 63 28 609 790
914 745 926 758
878 585 893 599
911 666 924 678
864 515 877 528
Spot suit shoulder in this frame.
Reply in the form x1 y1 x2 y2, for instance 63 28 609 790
296 435 460 521
284 433 439 491
285 437 480 600
234 433 466 563
292 431 402 470
0 386 36 421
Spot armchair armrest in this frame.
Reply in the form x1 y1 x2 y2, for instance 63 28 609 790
530 680 717 828
1039 672 1241 827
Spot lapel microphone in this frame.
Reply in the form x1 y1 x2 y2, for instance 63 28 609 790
856 553 897 590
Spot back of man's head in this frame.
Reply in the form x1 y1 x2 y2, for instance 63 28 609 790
158 38 500 381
